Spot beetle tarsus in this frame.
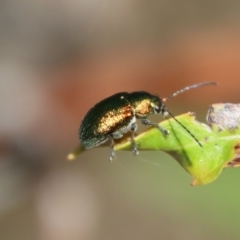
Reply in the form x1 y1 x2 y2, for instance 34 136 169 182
131 123 139 156
132 146 139 156
109 137 116 162
161 128 170 135
131 138 139 156
109 151 115 162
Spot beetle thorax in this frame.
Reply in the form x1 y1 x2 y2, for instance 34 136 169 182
134 99 154 118
128 92 162 118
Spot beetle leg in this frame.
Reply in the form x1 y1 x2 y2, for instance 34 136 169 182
109 136 116 162
131 123 139 156
141 119 169 136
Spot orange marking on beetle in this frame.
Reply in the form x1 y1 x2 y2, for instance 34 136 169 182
97 104 133 134
134 99 152 117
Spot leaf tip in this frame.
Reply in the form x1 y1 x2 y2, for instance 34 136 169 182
67 153 76 161
191 178 203 186
67 145 85 161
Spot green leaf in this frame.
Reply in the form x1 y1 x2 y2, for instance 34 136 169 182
68 103 240 186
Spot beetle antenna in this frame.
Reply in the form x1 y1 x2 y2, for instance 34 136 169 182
165 110 202 147
163 82 217 101
161 81 218 147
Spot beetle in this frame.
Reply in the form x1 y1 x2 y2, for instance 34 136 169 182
79 82 217 161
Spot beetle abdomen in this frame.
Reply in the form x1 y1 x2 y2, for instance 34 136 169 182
79 92 134 149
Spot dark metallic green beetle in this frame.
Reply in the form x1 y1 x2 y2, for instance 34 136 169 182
79 82 217 161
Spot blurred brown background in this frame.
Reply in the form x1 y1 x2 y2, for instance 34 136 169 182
1 1 240 240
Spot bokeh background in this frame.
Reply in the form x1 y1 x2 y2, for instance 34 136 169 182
1 1 240 240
